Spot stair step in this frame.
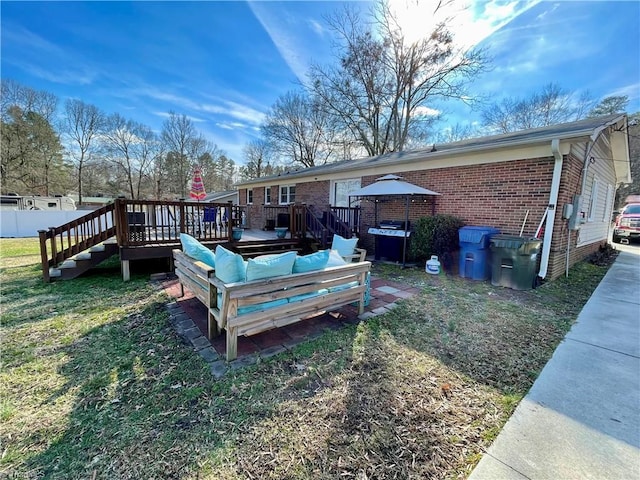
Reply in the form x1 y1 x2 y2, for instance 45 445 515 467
60 260 77 269
89 244 105 253
72 252 92 260
49 268 62 278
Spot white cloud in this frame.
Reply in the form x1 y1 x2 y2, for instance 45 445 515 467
387 0 542 50
414 106 441 117
248 2 312 83
603 83 640 103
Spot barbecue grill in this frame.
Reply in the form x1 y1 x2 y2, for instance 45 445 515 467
368 220 411 261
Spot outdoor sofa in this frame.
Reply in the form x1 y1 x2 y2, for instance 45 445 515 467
173 234 370 361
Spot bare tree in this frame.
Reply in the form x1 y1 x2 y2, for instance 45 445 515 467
102 114 162 199
481 83 594 133
1 79 58 123
310 3 487 156
160 112 210 198
61 99 105 205
262 91 336 168
240 139 272 180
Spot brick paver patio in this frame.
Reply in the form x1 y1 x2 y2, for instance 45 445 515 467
160 275 419 376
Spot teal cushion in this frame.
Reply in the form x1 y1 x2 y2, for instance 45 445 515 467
180 233 215 268
293 250 330 273
328 281 359 293
239 298 288 315
245 251 297 281
332 234 358 257
288 288 329 303
326 249 348 267
216 293 287 315
214 245 246 283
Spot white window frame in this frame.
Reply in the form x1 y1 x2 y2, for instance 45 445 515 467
587 177 599 222
279 185 296 204
264 186 271 205
247 188 253 205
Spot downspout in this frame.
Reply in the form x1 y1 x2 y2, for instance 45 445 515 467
538 139 563 279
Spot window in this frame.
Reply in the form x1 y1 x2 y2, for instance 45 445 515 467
264 187 271 205
587 177 599 222
280 185 296 204
247 189 253 205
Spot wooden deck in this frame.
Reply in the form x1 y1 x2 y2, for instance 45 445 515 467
38 199 325 282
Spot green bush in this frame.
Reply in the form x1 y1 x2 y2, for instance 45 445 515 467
410 215 465 261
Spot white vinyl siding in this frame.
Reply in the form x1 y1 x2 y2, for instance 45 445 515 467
575 139 617 247
587 177 599 222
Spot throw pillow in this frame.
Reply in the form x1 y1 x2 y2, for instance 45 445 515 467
292 249 330 273
180 233 215 268
332 234 358 258
214 245 246 283
245 251 297 282
326 249 348 267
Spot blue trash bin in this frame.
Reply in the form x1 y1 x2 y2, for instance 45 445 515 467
459 226 501 280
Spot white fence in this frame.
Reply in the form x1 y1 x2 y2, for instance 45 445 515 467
0 210 106 238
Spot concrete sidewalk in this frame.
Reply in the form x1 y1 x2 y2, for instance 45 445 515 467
470 250 640 479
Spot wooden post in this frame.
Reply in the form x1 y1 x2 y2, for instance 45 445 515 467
227 201 233 240
208 283 220 338
38 230 50 283
226 326 238 361
122 259 130 282
179 199 185 233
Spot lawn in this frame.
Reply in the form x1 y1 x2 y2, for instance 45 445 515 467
0 238 614 479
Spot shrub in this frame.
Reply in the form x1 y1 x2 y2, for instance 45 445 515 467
410 215 465 261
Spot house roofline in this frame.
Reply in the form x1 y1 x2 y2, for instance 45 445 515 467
235 114 627 188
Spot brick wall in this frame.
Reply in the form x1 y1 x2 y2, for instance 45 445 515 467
242 154 601 281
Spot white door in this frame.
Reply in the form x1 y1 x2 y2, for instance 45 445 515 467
332 179 361 207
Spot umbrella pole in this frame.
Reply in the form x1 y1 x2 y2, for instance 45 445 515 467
402 196 409 268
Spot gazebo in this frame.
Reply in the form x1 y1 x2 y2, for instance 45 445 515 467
348 174 440 267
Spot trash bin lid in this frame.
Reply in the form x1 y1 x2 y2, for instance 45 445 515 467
459 226 501 244
490 234 542 252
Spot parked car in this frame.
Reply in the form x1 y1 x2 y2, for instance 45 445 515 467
613 202 640 244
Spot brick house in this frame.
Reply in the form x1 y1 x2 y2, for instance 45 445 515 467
235 114 631 281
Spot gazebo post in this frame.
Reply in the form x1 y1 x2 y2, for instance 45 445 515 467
402 195 409 268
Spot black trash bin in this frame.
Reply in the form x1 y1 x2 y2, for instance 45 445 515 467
276 213 290 228
490 235 542 290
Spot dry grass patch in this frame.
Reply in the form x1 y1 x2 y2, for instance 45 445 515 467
0 239 615 479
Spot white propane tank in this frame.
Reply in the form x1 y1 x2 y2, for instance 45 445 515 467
426 255 441 275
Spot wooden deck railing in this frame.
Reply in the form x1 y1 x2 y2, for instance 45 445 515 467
38 198 246 281
113 199 241 247
38 203 117 282
331 206 360 236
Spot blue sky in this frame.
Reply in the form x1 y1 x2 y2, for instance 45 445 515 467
2 1 639 165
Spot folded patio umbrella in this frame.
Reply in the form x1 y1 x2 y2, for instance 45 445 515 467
189 168 206 201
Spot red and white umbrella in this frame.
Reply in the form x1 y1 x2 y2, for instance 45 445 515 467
189 168 206 201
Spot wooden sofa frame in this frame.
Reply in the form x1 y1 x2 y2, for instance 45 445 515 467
173 249 371 361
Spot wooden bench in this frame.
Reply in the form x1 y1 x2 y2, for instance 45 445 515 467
173 249 371 361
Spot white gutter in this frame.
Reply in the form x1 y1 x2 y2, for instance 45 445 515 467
538 138 563 279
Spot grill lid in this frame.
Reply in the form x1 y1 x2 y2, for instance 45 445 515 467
379 220 408 230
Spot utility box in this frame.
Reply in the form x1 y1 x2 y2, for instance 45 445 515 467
490 235 542 290
459 226 501 280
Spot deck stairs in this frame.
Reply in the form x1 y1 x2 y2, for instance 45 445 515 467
48 237 119 280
